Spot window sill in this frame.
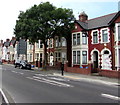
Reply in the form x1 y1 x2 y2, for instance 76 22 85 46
91 43 99 44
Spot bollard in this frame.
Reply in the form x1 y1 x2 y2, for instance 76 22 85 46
61 63 64 76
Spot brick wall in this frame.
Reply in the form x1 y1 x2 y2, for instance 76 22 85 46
99 69 120 78
64 62 91 75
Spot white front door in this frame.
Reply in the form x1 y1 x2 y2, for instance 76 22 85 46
102 54 112 70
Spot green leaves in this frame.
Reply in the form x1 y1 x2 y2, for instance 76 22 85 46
14 2 75 43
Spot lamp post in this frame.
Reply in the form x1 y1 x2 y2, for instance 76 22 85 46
61 58 65 76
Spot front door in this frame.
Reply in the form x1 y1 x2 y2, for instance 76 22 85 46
92 51 98 73
102 50 112 70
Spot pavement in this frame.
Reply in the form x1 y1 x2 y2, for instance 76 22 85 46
3 64 120 85
33 67 119 86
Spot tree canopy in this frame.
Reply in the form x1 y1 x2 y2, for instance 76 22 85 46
14 2 75 68
14 2 75 43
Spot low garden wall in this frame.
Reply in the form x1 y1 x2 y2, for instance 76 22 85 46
99 69 120 78
64 63 91 75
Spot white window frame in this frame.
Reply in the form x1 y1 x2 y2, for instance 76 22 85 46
100 28 110 43
38 40 43 48
55 37 59 47
91 29 99 44
49 39 53 48
61 37 66 46
72 32 81 46
72 51 77 64
82 32 88 45
118 26 120 41
72 50 81 65
82 50 88 65
72 34 77 45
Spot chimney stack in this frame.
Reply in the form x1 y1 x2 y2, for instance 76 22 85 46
79 11 88 22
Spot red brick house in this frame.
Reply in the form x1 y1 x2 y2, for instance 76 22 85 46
69 11 120 77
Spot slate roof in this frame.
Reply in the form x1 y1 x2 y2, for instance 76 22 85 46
76 12 118 30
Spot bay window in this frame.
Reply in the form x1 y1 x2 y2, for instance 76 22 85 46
77 51 80 64
73 51 76 64
82 51 87 64
73 34 76 45
77 33 80 45
82 33 87 44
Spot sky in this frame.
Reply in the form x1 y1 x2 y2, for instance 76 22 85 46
0 0 119 41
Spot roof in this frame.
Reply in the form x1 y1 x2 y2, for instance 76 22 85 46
76 20 88 29
76 12 119 30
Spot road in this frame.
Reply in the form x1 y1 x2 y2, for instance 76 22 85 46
1 65 119 104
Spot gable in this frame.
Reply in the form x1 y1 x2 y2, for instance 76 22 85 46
109 11 120 25
114 16 120 23
72 23 84 33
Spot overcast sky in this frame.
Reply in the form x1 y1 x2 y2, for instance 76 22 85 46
0 0 119 41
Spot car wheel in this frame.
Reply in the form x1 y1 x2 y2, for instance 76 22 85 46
20 65 23 69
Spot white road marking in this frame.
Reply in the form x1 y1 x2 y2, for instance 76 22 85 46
0 88 9 104
11 71 18 73
11 71 24 75
35 74 46 76
23 70 35 72
47 77 70 81
18 72 24 75
35 74 53 77
101 93 120 101
27 76 73 87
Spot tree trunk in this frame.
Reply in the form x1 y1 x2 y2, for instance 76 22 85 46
33 44 35 65
42 41 47 70
66 35 72 67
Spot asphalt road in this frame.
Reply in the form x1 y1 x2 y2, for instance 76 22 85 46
1 65 119 104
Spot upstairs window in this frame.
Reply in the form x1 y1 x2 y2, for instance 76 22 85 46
77 33 80 45
49 39 53 48
40 40 43 48
61 37 66 46
73 33 81 45
118 26 120 41
93 31 98 44
82 33 87 44
36 41 39 49
73 34 76 45
102 29 108 43
55 38 58 47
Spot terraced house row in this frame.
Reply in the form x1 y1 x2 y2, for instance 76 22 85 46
0 11 120 78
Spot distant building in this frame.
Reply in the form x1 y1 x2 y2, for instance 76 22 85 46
0 40 3 60
17 39 27 61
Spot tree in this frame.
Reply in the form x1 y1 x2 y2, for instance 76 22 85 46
14 2 75 69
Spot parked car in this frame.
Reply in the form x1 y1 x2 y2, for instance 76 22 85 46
15 60 31 70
